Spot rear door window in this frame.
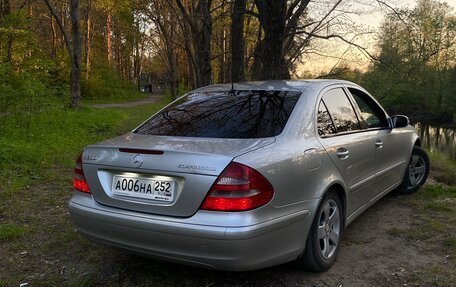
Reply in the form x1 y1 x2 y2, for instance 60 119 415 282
135 90 301 138
317 100 337 136
321 88 361 133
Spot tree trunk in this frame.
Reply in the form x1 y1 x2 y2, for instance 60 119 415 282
192 1 212 87
106 13 112 64
61 3 66 45
186 51 195 89
85 0 92 80
43 0 82 108
175 0 212 87
218 28 225 83
167 23 178 99
50 13 57 59
231 0 246 82
252 0 290 80
2 0 12 63
182 22 197 89
6 34 13 63
26 2 33 58
166 48 178 99
133 20 141 88
170 53 178 99
1 0 10 18
70 0 82 108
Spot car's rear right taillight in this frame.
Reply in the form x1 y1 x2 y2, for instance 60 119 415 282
74 152 91 193
200 162 274 211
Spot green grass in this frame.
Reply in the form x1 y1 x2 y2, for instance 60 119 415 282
428 150 456 185
0 95 171 286
443 238 456 248
81 69 149 104
394 184 456 258
0 223 27 242
0 95 171 195
418 264 456 286
386 183 456 284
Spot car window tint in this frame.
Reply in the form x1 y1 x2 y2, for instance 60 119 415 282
134 90 301 138
317 100 337 136
322 88 361 133
348 88 388 129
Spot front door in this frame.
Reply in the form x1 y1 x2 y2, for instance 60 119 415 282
346 87 408 194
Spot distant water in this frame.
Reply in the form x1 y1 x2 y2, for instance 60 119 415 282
415 124 456 161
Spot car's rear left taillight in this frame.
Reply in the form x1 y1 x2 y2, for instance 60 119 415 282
74 152 91 193
200 162 274 211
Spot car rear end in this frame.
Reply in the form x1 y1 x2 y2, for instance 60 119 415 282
69 88 316 270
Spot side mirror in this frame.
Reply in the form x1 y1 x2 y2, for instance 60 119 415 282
390 115 410 128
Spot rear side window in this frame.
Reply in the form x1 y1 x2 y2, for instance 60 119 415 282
317 100 337 136
135 90 301 138
321 88 361 133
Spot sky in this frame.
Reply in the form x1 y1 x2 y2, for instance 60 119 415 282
297 0 456 76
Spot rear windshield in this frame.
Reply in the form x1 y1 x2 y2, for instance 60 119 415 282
134 90 301 138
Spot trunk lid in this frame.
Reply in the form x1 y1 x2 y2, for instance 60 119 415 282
81 133 275 217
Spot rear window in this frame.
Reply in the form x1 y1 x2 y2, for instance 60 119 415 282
134 90 301 138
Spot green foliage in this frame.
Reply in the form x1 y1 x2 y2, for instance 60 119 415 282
0 9 34 63
0 98 169 194
0 223 27 242
318 66 364 83
428 150 456 185
362 0 456 123
0 62 63 125
164 83 188 99
443 238 456 248
81 68 146 103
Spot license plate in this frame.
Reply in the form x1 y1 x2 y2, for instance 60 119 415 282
112 175 175 202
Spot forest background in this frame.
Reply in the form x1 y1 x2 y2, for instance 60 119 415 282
0 0 455 122
1 1 456 285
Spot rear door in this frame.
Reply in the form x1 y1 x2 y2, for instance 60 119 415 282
316 87 377 215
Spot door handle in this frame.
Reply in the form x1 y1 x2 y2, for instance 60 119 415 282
375 139 383 149
336 148 350 160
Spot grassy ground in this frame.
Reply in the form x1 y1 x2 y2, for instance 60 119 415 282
81 69 149 104
386 184 456 285
0 96 170 195
428 151 456 185
0 100 455 286
0 97 171 286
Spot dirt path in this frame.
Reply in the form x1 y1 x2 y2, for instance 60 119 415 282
289 193 445 286
90 93 164 108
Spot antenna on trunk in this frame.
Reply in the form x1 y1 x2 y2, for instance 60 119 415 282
230 78 235 94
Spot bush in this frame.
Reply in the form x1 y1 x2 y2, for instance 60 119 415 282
81 68 145 103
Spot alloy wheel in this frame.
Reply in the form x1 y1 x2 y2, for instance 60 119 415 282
408 154 427 188
317 199 341 260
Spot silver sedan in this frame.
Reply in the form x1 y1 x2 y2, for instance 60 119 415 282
70 80 429 271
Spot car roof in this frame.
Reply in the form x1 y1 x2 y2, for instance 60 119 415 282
192 79 355 93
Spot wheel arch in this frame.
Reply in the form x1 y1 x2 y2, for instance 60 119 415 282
328 183 347 223
298 181 347 271
318 182 347 223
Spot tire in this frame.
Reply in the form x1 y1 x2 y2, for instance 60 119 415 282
397 146 430 195
296 191 344 271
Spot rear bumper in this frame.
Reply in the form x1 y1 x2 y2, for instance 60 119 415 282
69 192 318 271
